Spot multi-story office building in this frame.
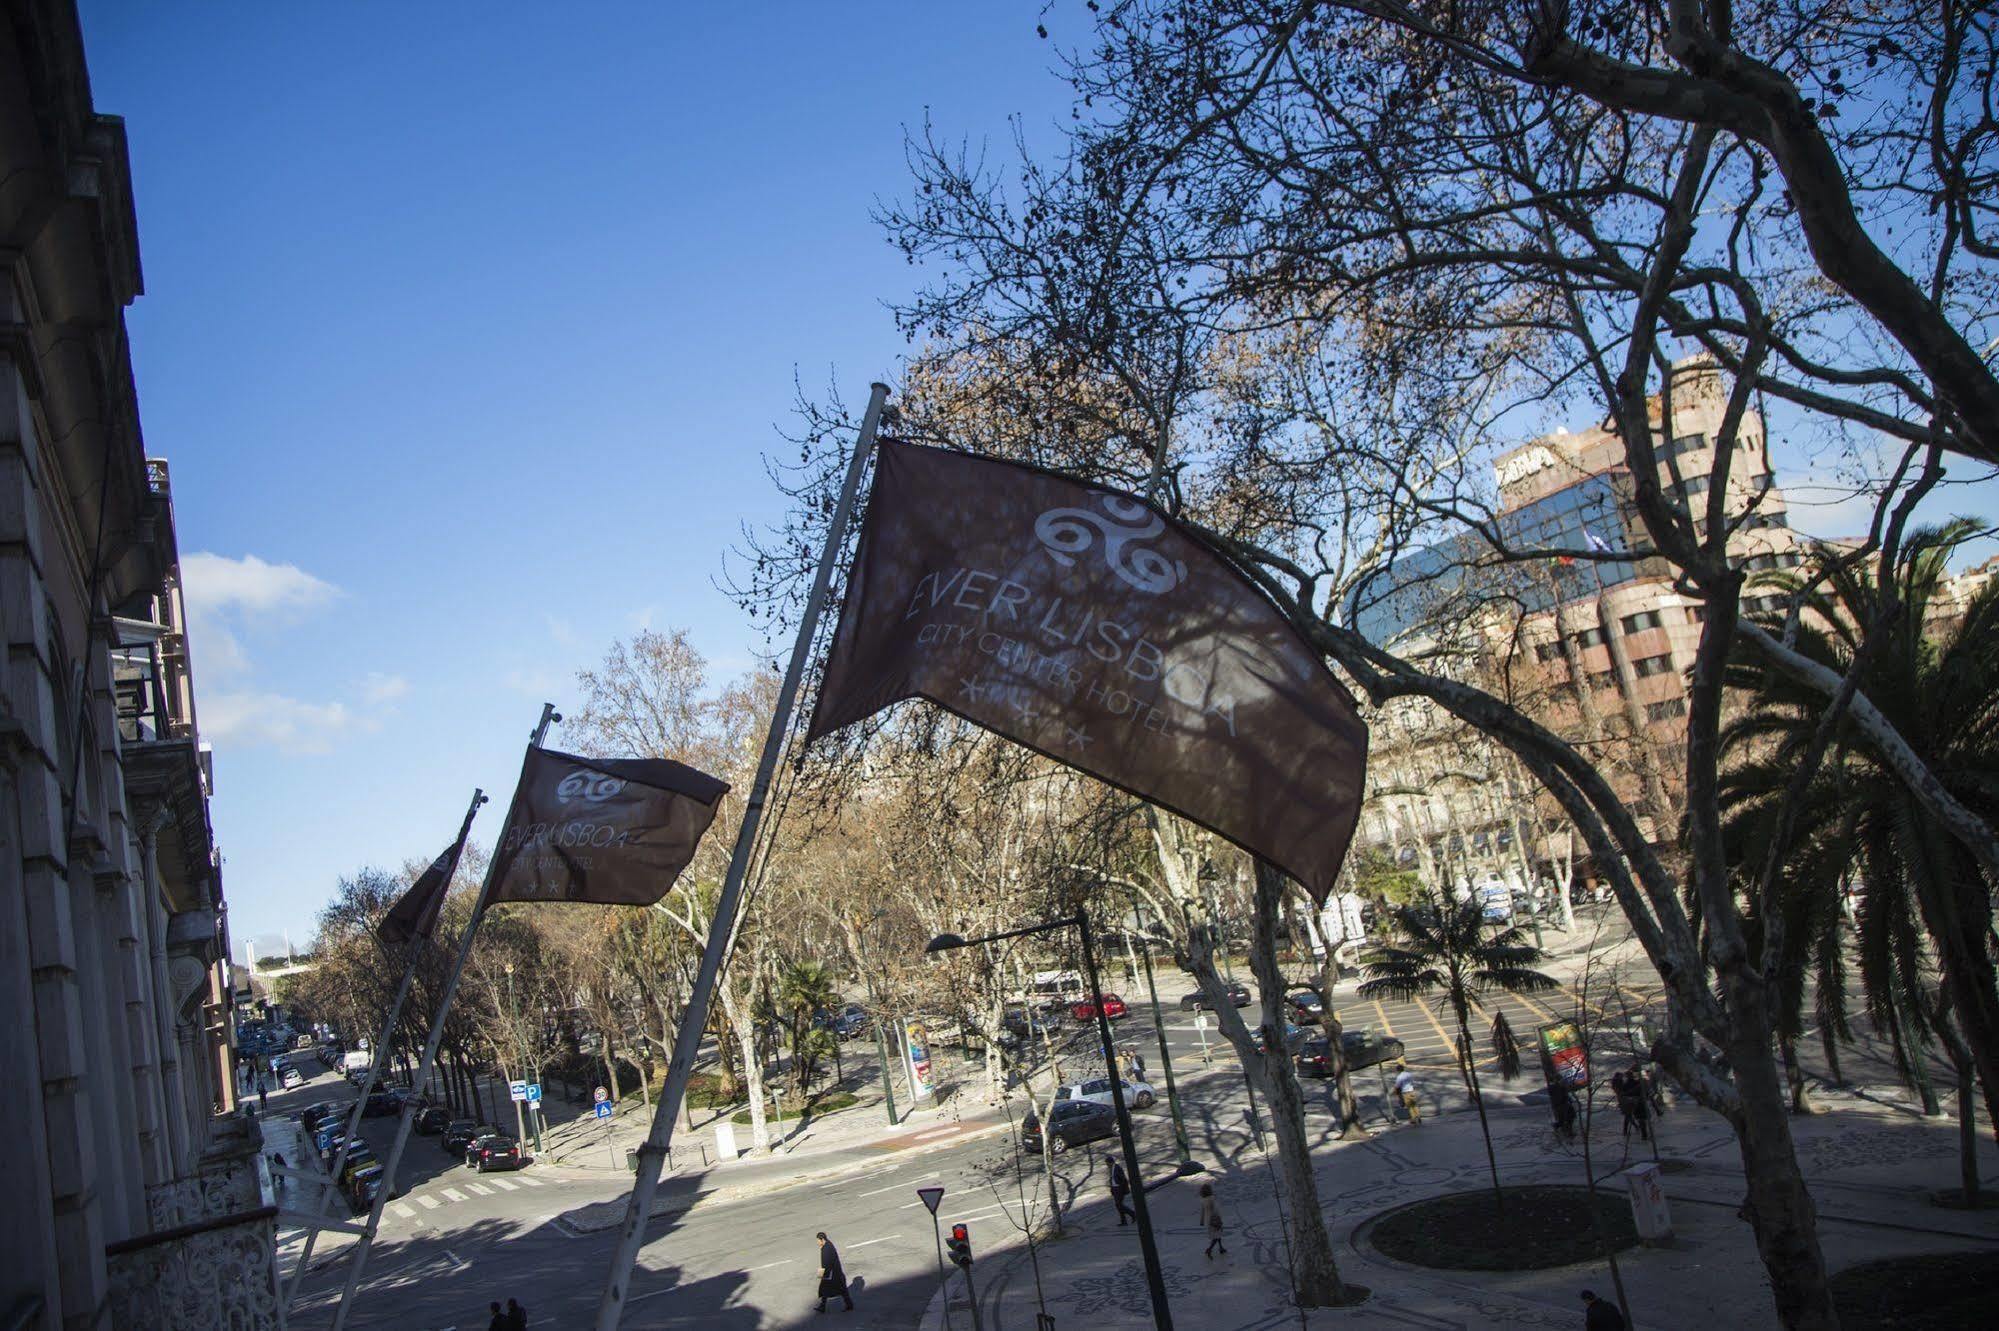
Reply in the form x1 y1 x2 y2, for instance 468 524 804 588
2 3 276 1327
1350 359 1807 893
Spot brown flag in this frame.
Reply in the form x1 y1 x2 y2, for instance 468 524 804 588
485 747 729 906
806 441 1369 902
378 803 480 946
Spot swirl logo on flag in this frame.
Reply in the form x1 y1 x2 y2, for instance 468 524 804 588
555 770 628 804
1034 495 1187 595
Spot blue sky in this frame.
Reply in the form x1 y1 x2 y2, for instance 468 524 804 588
77 4 1996 959
78 1 1071 957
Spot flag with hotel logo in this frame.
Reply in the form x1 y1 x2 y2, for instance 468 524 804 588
485 747 729 906
805 440 1369 902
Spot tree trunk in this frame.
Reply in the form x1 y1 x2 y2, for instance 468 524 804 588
718 983 769 1151
1243 860 1349 1307
1935 1013 1980 1208
1457 1002 1504 1208
1718 969 1841 1329
1781 1038 1816 1115
1317 947 1367 1138
1817 1020 1844 1088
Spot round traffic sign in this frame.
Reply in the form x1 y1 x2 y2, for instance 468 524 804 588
593 1085 610 1103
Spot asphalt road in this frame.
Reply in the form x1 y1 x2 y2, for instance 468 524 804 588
278 913 1658 1329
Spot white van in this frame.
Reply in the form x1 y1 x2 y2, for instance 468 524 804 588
341 1050 372 1074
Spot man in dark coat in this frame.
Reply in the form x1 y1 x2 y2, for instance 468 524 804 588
815 1231 853 1313
1106 1155 1134 1225
1581 1288 1628 1329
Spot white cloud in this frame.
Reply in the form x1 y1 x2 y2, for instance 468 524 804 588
201 691 353 754
182 552 339 617
360 672 410 704
180 553 340 680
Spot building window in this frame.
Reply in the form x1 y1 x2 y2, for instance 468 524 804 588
1667 433 1706 459
1678 474 1712 497
1747 510 1788 530
1780 550 1804 568
1591 669 1619 690
1620 609 1664 634
1631 654 1675 678
1535 641 1563 663
1573 627 1605 649
1646 698 1688 722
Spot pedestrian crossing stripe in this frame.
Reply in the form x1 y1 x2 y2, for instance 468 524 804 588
489 1178 519 1191
517 1175 543 1187
442 1188 466 1202
418 1196 441 1209
466 1183 493 1196
393 1203 416 1219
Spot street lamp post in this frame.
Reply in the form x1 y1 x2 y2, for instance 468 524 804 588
506 962 526 1147
928 915 1175 1331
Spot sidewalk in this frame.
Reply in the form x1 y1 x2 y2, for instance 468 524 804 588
919 1072 1999 1329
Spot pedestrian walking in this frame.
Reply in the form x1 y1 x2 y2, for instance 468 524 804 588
1131 1052 1147 1083
1641 1063 1668 1117
486 1301 506 1331
1613 1070 1650 1143
257 1078 267 1114
1580 1288 1628 1329
1198 1182 1226 1258
814 1231 853 1313
270 1152 286 1191
1392 1062 1421 1125
1549 1078 1577 1143
1106 1155 1135 1225
504 1297 526 1329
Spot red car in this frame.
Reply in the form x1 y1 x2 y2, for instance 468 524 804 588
1070 993 1129 1022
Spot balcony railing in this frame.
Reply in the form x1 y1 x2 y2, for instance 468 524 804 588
113 639 192 745
105 1112 285 1329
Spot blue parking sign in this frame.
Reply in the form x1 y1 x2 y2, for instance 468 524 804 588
525 1083 542 1104
593 1100 613 1120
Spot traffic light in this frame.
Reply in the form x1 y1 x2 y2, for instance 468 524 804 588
946 1222 973 1267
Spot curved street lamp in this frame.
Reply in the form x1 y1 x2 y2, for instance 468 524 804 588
924 913 1174 1331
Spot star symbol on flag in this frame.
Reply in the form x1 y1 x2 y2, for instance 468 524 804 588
1064 725 1093 749
959 677 985 704
1013 700 1039 726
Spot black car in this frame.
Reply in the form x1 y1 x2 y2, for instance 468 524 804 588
440 1119 492 1154
994 1009 1048 1050
818 1004 868 1040
361 1088 406 1118
1285 989 1326 1022
414 1106 452 1135
466 1134 525 1172
1295 1031 1407 1078
1022 1100 1116 1155
1179 983 1251 1011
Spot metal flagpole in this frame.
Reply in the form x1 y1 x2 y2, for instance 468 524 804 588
282 787 486 1309
328 704 559 1331
594 382 890 1329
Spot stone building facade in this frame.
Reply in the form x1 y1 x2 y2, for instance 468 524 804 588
2 3 278 1327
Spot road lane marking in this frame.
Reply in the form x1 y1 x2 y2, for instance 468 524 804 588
749 1259 795 1271
466 1183 494 1196
860 1175 932 1197
489 1178 520 1191
417 1196 441 1210
847 1234 902 1248
392 1203 416 1219
442 1188 467 1201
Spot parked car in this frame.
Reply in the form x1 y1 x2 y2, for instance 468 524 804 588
1295 1031 1408 1078
816 1003 869 1040
1285 989 1326 1022
440 1120 492 1155
1069 994 1129 1022
466 1134 524 1172
1254 1022 1310 1055
414 1106 452 1135
1053 1076 1156 1111
345 1162 386 1213
1179 983 1251 1011
1022 1099 1117 1155
362 1088 406 1118
994 1008 1048 1050
279 1065 305 1090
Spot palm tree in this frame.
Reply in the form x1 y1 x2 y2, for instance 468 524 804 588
1717 523 1999 1187
775 960 840 1100
1360 892 1558 1207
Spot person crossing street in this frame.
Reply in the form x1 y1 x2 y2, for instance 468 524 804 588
1393 1062 1422 1125
814 1231 853 1313
1106 1155 1135 1225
